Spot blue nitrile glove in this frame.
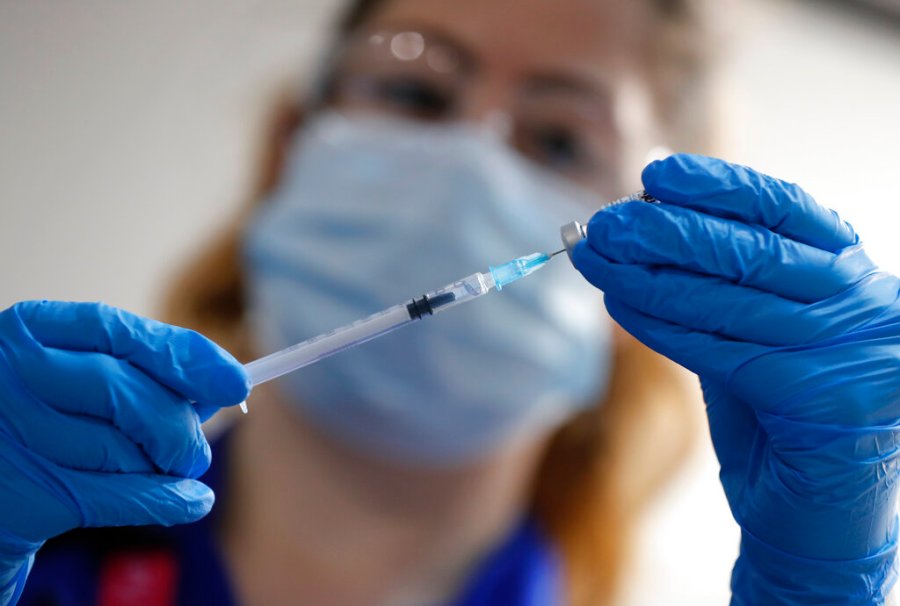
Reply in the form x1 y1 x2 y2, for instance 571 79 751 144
0 301 250 605
572 154 900 605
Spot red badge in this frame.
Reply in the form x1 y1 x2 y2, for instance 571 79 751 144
97 550 178 606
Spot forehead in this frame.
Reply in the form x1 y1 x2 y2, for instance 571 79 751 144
362 0 650 81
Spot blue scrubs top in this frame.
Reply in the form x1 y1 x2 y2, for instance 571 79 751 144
18 433 563 606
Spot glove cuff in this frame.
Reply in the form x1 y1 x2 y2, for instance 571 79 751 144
0 528 42 604
0 554 34 606
731 528 898 606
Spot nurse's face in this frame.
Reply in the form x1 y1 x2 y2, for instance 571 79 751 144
323 0 661 196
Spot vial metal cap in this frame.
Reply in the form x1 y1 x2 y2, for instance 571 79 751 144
560 221 588 262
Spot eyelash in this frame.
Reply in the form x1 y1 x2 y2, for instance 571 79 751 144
374 77 454 119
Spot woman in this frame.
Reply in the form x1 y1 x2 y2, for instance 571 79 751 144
164 1 711 604
4 0 898 605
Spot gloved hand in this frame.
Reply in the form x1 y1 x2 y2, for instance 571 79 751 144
0 301 250 605
572 154 900 605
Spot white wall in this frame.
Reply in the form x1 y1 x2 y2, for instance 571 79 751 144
0 0 336 314
1 2 898 605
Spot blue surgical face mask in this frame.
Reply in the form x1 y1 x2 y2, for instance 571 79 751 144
243 112 612 466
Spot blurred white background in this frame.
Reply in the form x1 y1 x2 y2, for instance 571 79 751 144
0 1 898 604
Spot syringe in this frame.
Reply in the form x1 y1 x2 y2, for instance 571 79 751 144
238 251 557 412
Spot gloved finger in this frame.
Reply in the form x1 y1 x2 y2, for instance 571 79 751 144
193 404 223 424
0 391 155 473
6 347 211 479
0 436 213 542
602 295 767 380
728 326 900 425
585 201 877 302
15 464 216 539
642 154 858 253
10 301 250 411
610 291 900 426
572 242 888 345
72 473 215 529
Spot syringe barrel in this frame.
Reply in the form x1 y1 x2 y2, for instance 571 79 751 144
244 274 492 388
243 264 527 390
246 303 415 386
559 190 657 261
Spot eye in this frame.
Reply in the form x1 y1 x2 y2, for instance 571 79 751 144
371 77 454 120
522 124 588 171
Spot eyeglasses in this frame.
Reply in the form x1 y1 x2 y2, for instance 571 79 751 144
315 28 627 193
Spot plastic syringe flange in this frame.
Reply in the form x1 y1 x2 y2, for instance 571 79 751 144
560 220 588 262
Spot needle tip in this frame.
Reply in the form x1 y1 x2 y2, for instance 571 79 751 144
239 401 248 414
